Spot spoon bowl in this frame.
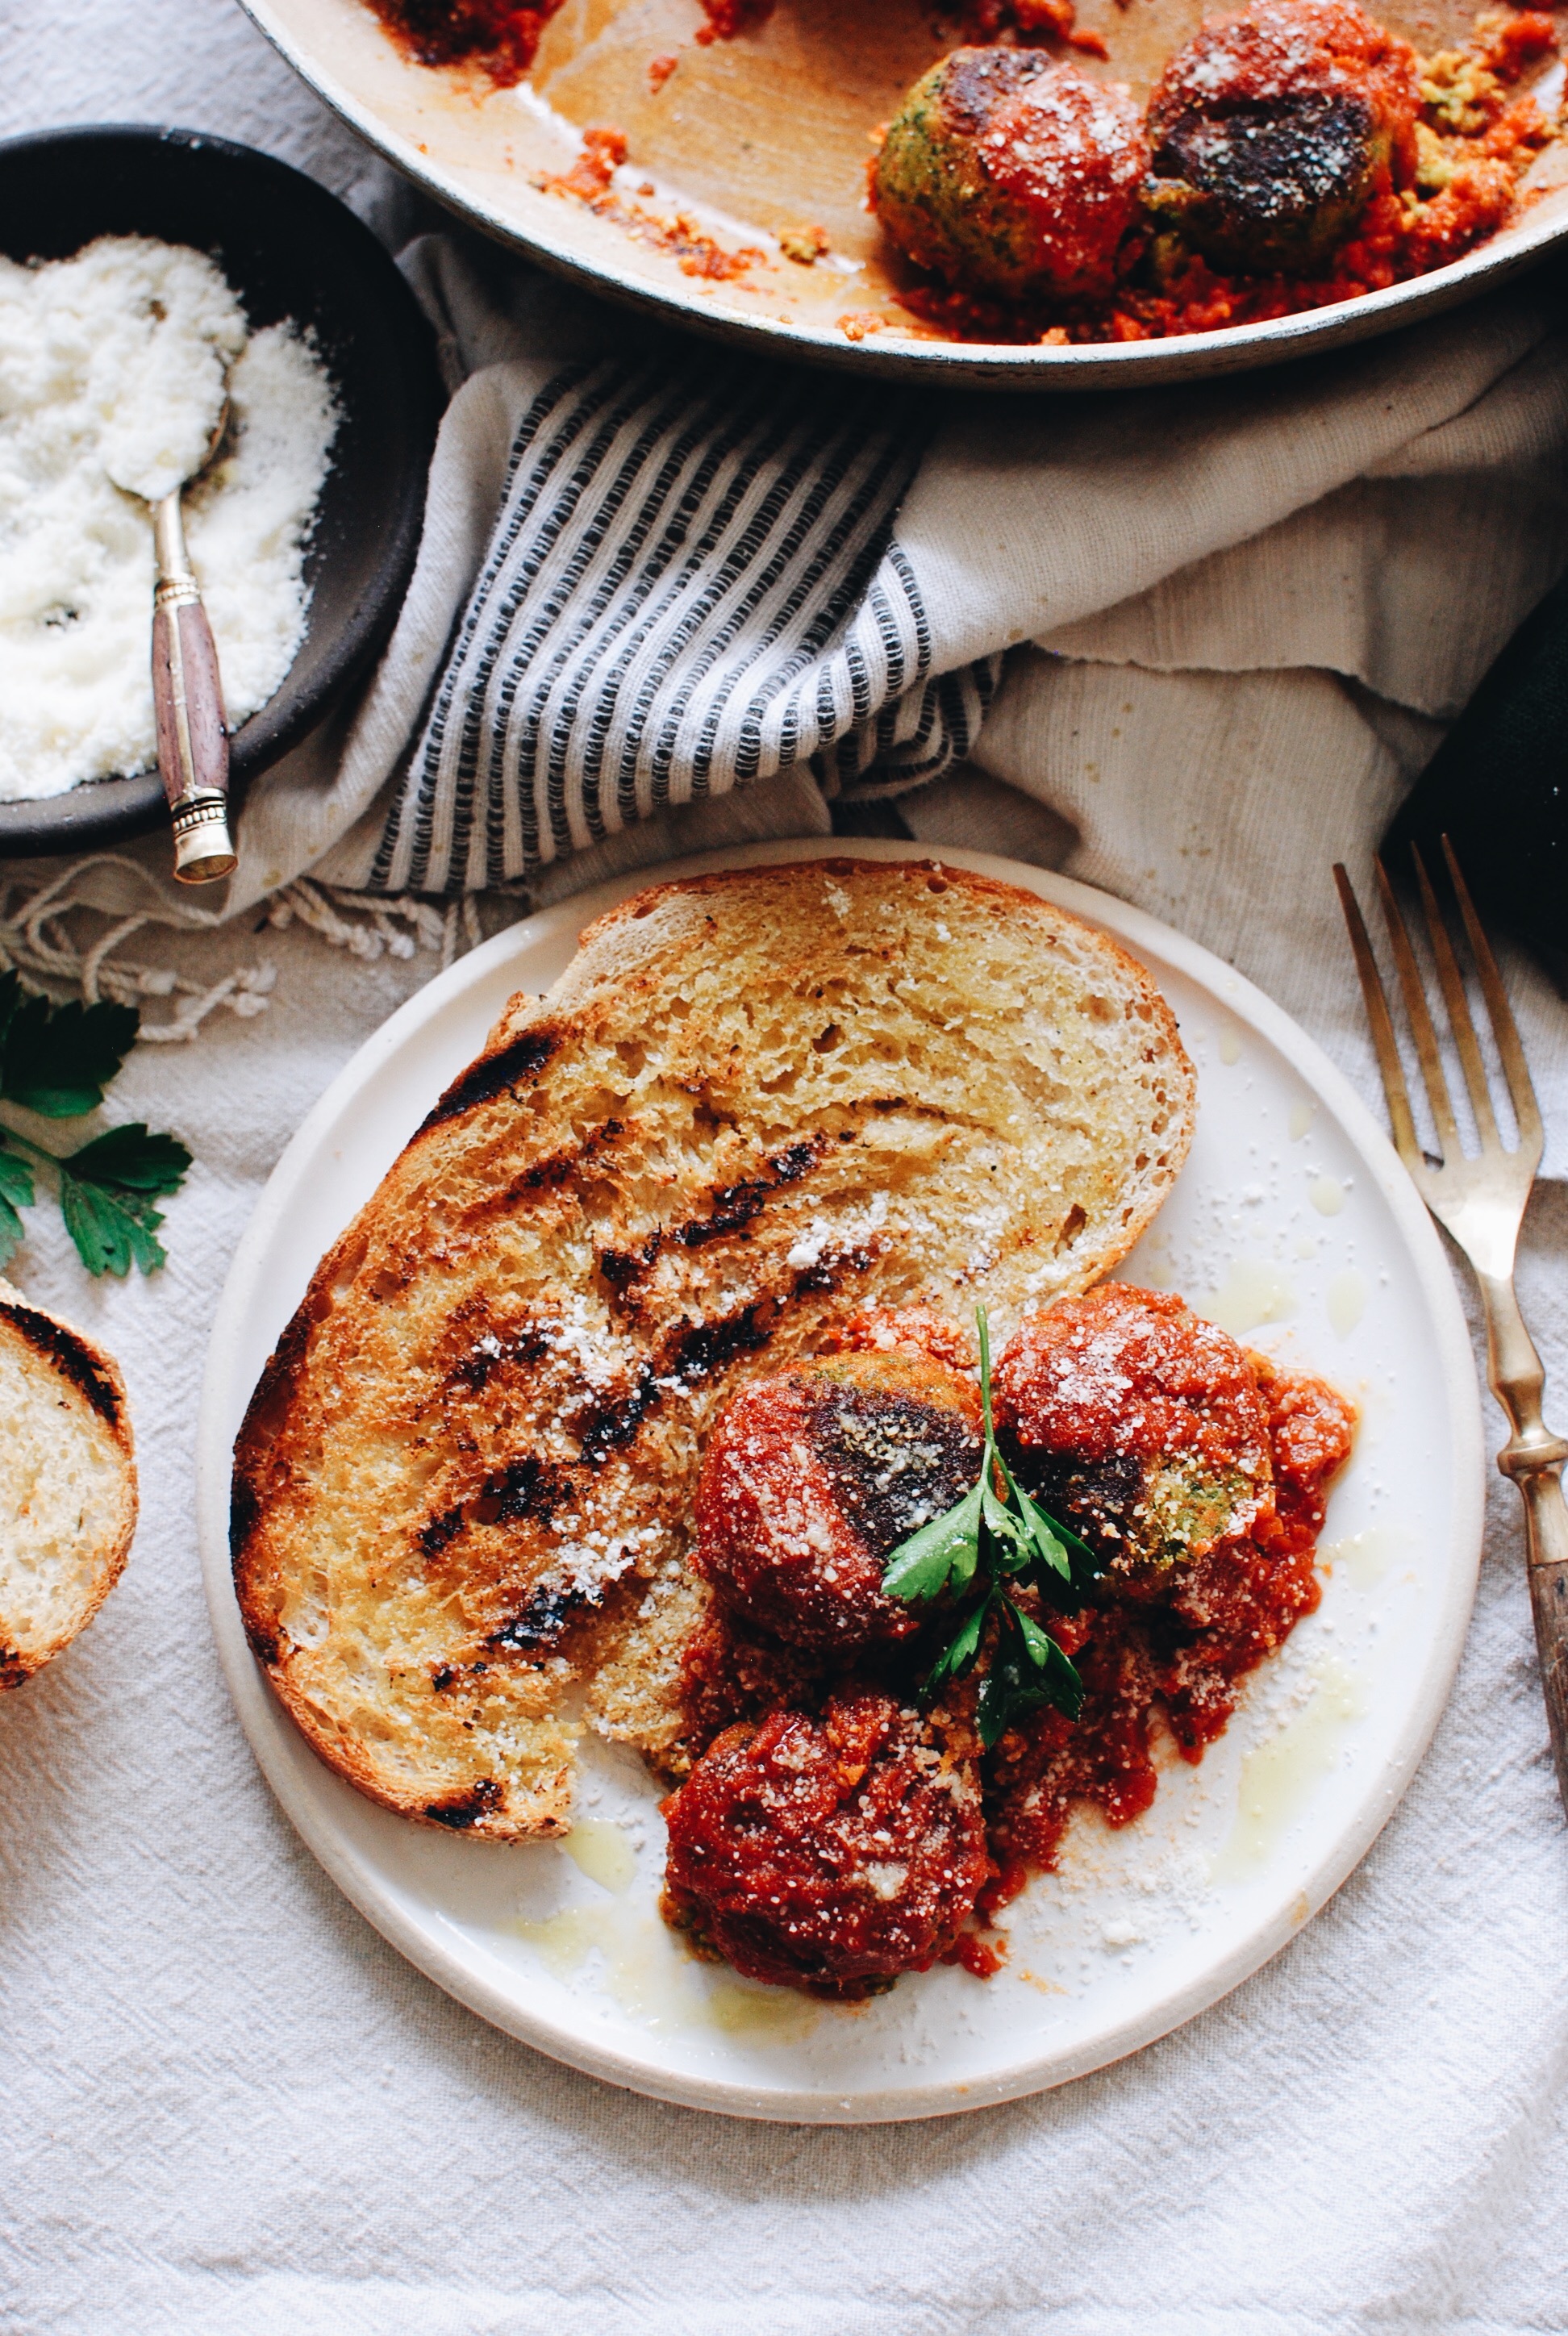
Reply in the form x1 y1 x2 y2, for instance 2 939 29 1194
107 393 232 511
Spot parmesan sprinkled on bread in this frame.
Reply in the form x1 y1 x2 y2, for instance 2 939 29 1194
231 858 1196 1838
0 1280 136 1687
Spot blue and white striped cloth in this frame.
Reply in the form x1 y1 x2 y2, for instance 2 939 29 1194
365 352 999 895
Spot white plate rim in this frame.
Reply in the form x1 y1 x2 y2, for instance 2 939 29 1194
195 836 1485 2121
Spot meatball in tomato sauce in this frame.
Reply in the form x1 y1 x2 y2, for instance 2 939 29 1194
693 1338 982 1654
986 1285 1355 1863
1145 0 1420 273
875 48 1149 303
994 1283 1278 1584
661 1691 987 1997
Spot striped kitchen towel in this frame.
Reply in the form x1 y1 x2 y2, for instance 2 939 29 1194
239 239 1568 936
365 348 1000 896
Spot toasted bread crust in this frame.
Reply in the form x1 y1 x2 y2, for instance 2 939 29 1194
0 1296 126 1433
0 1280 136 1688
233 860 1196 1837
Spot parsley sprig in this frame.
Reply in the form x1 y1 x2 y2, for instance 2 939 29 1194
881 1306 1099 1748
0 970 192 1277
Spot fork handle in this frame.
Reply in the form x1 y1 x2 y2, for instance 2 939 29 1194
1522 1471 1568 1817
1480 1268 1568 1818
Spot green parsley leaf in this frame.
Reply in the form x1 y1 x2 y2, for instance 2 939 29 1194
0 970 140 1118
1033 1499 1096 1576
989 1450 1069 1582
975 1667 1025 1750
65 1123 192 1195
58 1170 169 1279
980 1473 1033 1571
52 1124 191 1277
976 1604 1085 1747
880 1305 1093 1742
882 1480 982 1602
0 1141 35 1272
1012 1606 1057 1669
0 1141 35 1211
0 974 193 1278
1013 1605 1085 1719
924 1599 988 1693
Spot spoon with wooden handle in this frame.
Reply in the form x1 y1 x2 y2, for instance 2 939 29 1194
111 399 237 886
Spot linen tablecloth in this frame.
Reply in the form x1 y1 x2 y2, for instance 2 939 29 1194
2 6 1566 2330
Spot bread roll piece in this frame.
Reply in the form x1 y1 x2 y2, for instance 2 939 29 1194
232 859 1196 1838
0 1280 136 1687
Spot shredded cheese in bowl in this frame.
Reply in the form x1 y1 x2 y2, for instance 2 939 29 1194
0 235 338 803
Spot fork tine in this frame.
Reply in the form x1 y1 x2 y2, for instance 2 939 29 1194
1333 863 1422 1170
1410 842 1500 1152
1441 836 1545 1151
1374 854 1462 1162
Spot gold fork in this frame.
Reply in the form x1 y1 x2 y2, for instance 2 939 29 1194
1335 839 1568 1818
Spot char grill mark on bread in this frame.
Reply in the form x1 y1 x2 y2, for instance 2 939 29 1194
416 1027 562 1135
0 1280 136 1688
231 859 1197 1838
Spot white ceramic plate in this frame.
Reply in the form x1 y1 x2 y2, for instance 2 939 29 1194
196 838 1483 2121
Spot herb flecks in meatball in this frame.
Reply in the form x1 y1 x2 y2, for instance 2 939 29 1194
694 1348 983 1653
661 1692 987 1996
875 48 1149 303
1144 0 1420 274
994 1283 1275 1583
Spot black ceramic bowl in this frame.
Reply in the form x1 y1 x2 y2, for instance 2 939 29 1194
0 126 443 858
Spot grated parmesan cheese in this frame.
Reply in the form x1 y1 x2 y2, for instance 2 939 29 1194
0 236 338 802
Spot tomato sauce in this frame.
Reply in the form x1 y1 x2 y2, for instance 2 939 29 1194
694 0 772 42
980 64 1150 298
985 1316 1354 1892
364 0 564 84
365 0 769 78
538 128 767 282
661 1691 990 1998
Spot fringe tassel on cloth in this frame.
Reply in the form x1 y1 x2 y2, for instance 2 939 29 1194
368 354 1002 896
0 858 479 1037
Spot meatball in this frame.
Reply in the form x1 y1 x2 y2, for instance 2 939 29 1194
1144 0 1420 274
994 1283 1275 1584
694 1344 983 1653
661 1690 987 1995
874 48 1149 303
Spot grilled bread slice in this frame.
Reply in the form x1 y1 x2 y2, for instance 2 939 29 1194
0 1281 136 1688
232 859 1195 1839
